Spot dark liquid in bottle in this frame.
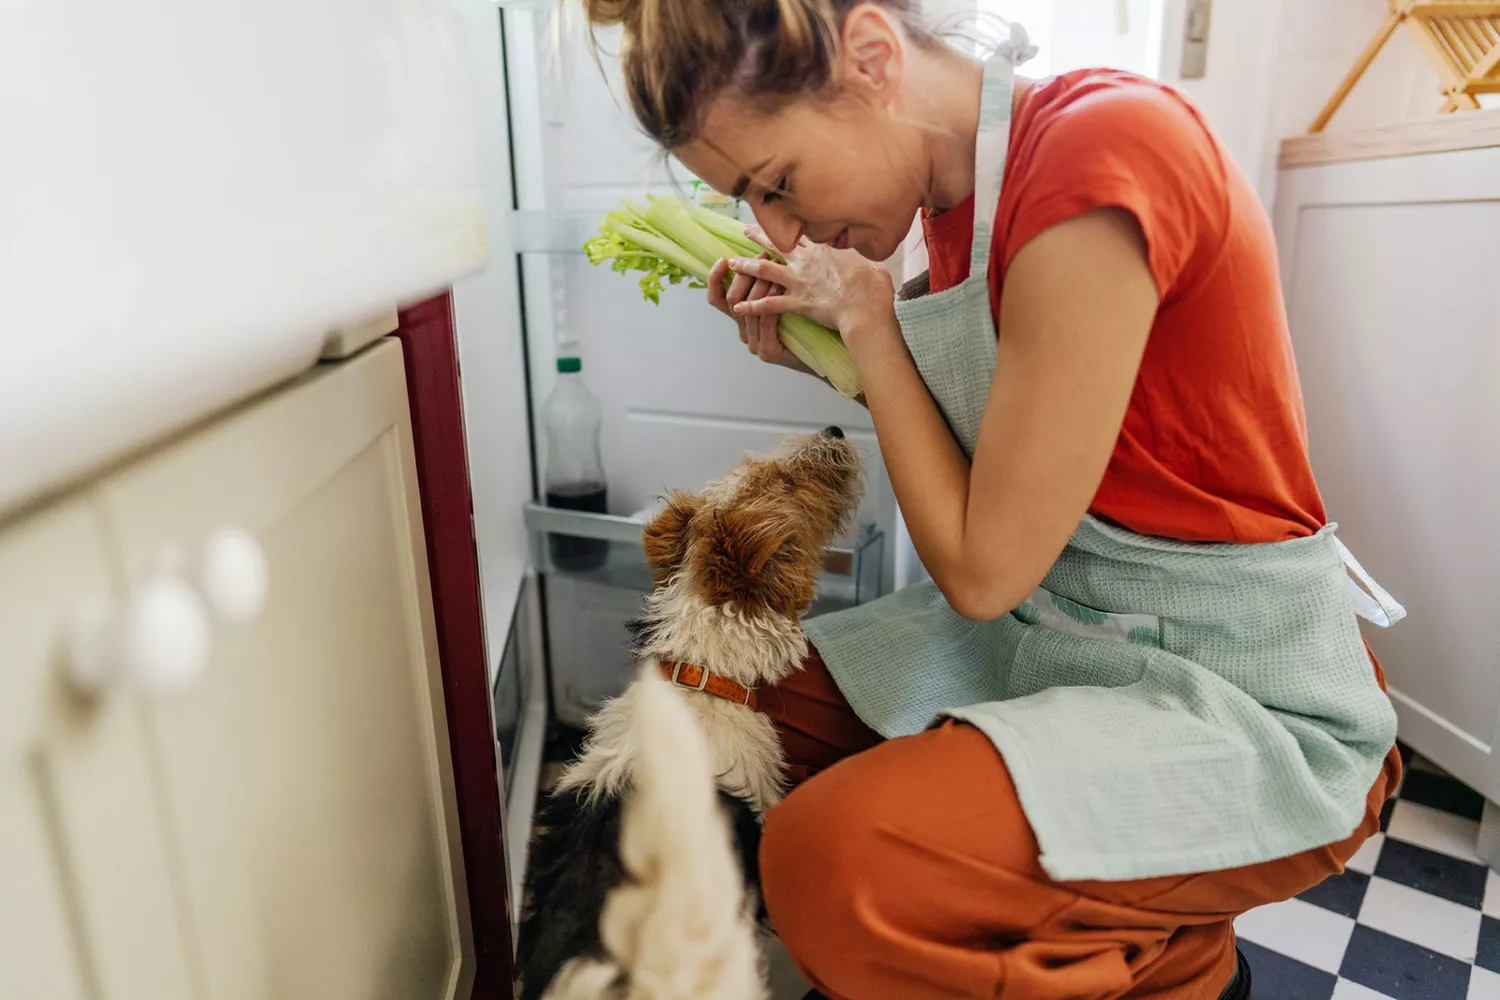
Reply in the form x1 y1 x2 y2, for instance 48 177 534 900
546 482 609 572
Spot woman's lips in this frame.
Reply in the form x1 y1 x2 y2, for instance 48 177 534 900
833 228 851 250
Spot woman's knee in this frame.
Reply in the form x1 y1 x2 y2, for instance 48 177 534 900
761 723 1022 931
758 724 1028 996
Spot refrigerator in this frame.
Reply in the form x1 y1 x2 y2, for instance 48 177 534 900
448 1 918 919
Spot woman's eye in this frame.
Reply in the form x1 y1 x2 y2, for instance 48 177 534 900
762 176 789 205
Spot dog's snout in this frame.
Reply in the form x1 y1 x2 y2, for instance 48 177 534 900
822 425 845 439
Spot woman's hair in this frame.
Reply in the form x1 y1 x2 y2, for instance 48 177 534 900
579 0 931 150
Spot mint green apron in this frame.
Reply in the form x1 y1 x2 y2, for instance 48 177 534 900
804 30 1403 882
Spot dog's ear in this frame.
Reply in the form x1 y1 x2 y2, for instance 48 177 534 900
642 490 703 584
691 505 817 616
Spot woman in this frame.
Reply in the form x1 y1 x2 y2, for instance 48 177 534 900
580 1 1405 997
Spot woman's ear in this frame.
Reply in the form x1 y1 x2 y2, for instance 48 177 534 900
642 490 704 583
838 3 906 99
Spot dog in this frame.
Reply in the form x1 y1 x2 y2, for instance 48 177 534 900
517 427 864 1000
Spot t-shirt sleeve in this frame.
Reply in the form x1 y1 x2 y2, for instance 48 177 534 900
1000 82 1230 301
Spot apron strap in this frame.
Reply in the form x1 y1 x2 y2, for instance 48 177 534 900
1335 537 1407 628
969 22 1036 283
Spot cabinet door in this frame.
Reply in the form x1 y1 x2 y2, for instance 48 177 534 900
1273 149 1500 795
0 500 193 1000
95 341 473 1000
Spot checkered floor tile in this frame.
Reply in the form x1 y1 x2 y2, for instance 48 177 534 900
1236 745 1500 999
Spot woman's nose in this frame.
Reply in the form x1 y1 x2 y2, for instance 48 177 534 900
749 203 804 255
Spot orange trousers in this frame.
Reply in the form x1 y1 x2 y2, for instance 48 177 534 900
756 647 1403 1000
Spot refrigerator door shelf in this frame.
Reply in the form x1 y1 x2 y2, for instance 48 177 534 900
523 502 884 608
523 502 885 727
510 211 600 255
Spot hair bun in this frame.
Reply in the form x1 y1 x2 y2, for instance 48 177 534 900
581 0 643 26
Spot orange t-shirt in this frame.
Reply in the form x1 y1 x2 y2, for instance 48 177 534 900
922 69 1326 544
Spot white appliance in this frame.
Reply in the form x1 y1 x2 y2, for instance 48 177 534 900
442 3 911 910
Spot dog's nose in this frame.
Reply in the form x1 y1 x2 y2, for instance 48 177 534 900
823 425 845 439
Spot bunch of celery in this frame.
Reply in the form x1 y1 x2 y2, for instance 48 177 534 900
583 195 861 398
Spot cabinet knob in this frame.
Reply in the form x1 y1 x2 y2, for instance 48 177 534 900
119 574 213 695
65 573 213 696
200 527 269 624
64 593 119 695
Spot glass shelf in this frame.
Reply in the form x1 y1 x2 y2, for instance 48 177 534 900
509 210 598 255
522 502 885 614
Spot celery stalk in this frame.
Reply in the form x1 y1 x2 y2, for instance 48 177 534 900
682 202 766 258
584 195 862 398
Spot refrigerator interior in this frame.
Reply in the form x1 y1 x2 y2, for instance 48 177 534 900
482 1 919 915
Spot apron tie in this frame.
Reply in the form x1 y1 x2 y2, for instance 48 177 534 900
1336 537 1407 628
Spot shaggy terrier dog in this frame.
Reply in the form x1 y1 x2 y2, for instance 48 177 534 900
518 428 864 1000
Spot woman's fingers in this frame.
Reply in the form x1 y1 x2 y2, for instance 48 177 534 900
744 225 779 254
757 314 785 363
734 293 797 319
728 254 793 288
707 258 732 314
743 278 776 355
745 280 780 360
727 266 755 308
714 255 803 371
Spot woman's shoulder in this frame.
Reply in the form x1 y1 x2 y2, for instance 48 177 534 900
1018 69 1220 162
1001 68 1233 295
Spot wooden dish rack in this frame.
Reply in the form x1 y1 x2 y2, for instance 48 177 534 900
1311 0 1500 132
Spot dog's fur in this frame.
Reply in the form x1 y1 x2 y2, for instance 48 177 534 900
517 430 864 1000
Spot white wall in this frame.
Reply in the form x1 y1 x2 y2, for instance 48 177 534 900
1269 0 1444 137
931 1 1472 207
1156 0 1288 204
973 0 1161 77
1045 0 1161 77
1156 0 1463 207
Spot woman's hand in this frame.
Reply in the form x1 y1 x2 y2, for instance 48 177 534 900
724 226 896 357
706 255 814 375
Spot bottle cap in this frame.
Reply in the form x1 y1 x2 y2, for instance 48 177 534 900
557 356 582 374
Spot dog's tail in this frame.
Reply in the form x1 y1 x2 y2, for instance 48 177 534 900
543 669 765 1000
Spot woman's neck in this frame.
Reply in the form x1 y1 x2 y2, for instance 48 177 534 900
913 46 1031 213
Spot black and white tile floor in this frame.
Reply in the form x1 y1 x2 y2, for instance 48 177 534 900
1237 745 1500 1000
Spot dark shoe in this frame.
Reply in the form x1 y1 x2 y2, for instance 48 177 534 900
1219 946 1252 999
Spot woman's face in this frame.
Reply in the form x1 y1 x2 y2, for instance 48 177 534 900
677 96 925 263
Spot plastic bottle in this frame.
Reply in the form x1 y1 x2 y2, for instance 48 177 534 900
542 356 609 572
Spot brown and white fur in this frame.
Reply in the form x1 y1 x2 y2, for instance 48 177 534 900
517 428 864 1000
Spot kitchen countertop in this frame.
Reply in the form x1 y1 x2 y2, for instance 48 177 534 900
1 0 490 527
0 309 401 528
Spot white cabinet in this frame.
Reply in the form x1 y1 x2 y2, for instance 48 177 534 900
1274 127 1500 823
0 340 474 999
0 500 193 1000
